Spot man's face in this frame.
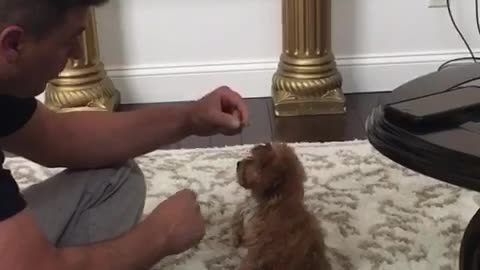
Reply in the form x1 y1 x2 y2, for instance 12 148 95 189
0 7 88 97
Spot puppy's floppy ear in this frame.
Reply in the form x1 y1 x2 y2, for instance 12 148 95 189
252 143 270 152
252 143 275 166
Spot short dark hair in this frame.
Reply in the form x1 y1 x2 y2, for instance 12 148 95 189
0 0 108 39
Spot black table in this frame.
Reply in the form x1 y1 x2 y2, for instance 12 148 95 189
366 63 480 270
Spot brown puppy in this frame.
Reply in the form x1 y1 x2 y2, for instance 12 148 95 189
232 143 331 270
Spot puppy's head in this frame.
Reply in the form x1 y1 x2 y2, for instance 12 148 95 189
236 143 306 199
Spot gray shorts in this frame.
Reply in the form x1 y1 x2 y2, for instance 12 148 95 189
22 160 146 247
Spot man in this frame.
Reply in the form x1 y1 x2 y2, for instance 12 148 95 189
0 0 249 269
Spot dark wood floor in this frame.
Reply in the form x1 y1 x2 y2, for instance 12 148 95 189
120 92 390 149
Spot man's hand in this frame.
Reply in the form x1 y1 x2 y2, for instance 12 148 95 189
188 86 249 136
145 189 206 255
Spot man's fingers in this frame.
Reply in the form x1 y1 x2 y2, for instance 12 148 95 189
179 189 197 200
218 88 249 126
222 128 243 136
233 110 241 124
230 92 249 125
211 110 241 130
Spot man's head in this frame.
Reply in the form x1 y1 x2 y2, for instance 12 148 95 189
0 0 108 97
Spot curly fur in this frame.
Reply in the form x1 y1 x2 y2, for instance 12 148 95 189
232 143 331 270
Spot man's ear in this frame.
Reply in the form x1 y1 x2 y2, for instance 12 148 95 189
0 26 25 63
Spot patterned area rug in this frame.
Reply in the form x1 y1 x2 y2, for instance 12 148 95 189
6 140 480 270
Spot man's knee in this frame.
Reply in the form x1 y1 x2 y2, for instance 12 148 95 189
113 159 147 205
23 159 147 246
82 159 147 211
90 159 147 225
124 159 147 201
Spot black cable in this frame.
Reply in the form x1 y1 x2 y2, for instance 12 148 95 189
476 0 480 37
453 85 480 90
438 0 480 71
438 57 480 71
447 0 476 61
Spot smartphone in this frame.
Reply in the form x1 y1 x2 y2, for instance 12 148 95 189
384 86 480 126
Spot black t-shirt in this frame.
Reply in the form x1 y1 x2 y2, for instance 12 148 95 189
0 95 37 221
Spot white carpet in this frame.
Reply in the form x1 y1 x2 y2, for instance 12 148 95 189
6 140 480 270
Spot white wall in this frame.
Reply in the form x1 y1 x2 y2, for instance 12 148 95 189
91 0 480 103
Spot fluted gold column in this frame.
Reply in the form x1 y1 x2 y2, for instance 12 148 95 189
272 0 345 116
44 8 120 112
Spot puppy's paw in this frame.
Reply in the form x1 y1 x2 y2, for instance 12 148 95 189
231 206 246 248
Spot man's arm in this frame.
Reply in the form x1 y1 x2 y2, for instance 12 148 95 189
0 190 204 270
0 101 192 169
0 209 167 270
0 87 248 169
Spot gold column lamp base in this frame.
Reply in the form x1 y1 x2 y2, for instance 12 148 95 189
44 8 120 113
272 0 346 117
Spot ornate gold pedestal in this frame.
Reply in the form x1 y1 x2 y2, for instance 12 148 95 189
44 9 120 112
272 0 345 116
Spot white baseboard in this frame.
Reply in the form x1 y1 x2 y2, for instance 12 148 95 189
107 60 278 104
38 50 479 104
